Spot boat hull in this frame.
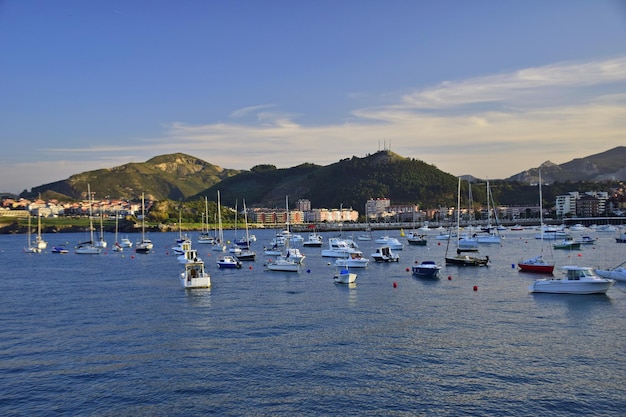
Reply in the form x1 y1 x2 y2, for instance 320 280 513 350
412 263 441 278
445 254 489 266
334 271 357 284
528 280 613 294
595 267 626 281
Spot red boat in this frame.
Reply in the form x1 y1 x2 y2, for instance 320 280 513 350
518 255 555 274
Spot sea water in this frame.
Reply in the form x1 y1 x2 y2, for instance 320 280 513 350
1 229 625 416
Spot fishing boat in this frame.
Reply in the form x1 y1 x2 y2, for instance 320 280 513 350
180 259 211 289
528 266 614 294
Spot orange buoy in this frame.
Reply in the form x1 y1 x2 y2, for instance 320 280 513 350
393 282 397 288
448 275 452 280
406 267 410 272
473 285 478 291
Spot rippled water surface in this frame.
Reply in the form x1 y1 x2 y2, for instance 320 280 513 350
1 228 625 416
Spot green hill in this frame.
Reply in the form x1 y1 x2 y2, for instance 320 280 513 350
24 153 240 201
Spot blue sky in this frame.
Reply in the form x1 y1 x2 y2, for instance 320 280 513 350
2 1 626 194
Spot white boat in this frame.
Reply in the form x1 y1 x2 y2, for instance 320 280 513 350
595 266 626 282
575 235 597 245
406 229 427 246
476 179 503 244
303 231 323 247
286 247 306 264
135 192 153 254
374 236 404 250
113 209 123 252
321 237 354 258
334 249 369 268
235 199 256 261
197 197 215 245
595 256 626 281
412 260 441 278
177 247 201 264
119 236 133 248
333 266 357 284
75 184 102 255
528 266 614 294
356 233 372 241
180 259 211 289
216 255 242 269
596 224 617 233
263 245 283 256
211 191 226 252
474 233 501 244
371 246 400 262
265 255 300 272
445 178 489 266
24 216 41 253
33 208 47 250
457 234 479 251
569 223 587 231
265 196 299 272
94 204 107 249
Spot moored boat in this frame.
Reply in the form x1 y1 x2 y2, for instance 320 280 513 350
333 266 357 284
411 260 441 278
518 255 555 274
528 265 614 294
371 246 400 262
217 255 242 269
180 259 211 289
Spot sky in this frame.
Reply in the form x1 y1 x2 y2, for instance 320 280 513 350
2 1 626 194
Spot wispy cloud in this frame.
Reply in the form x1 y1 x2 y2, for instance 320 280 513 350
5 56 626 192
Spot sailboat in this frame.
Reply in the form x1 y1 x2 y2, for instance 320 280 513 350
357 202 372 241
518 171 555 273
197 197 214 245
212 191 226 252
75 184 102 255
135 193 153 254
445 178 489 266
475 179 502 244
235 199 256 261
94 199 107 249
24 216 41 253
228 200 242 255
266 196 300 272
33 198 47 250
113 208 123 252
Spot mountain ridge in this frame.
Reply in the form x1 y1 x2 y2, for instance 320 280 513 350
18 147 626 209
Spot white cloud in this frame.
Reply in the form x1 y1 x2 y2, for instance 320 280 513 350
4 56 626 193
